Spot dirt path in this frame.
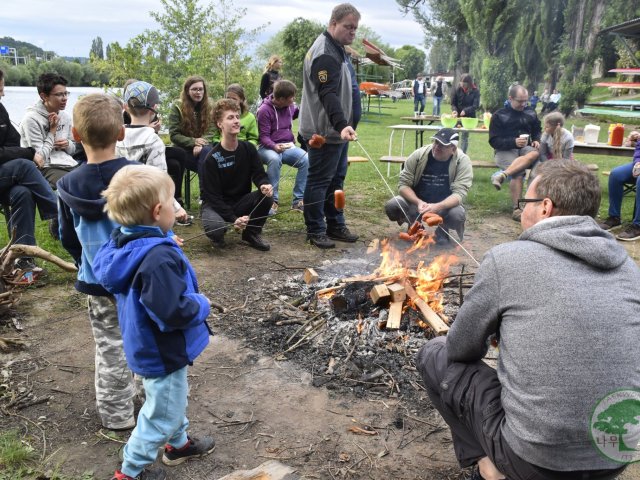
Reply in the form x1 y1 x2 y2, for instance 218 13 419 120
1 216 638 479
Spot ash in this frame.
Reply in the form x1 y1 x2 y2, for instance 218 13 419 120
211 253 469 403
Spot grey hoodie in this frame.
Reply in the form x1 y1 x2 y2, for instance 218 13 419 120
447 215 640 470
19 100 76 167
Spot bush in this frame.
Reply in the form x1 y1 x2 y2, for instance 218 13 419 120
479 56 515 112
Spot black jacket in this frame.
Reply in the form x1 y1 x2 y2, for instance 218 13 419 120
489 105 541 151
0 103 35 165
451 86 480 118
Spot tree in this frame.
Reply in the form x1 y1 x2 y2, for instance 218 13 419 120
593 399 640 452
98 0 264 104
395 45 426 80
281 18 325 90
90 36 104 60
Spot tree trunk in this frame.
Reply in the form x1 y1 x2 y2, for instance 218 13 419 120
579 0 606 74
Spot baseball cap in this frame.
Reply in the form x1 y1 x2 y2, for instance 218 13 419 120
124 81 160 110
431 128 459 146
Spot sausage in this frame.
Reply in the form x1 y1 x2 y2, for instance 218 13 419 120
425 215 443 226
408 221 422 236
334 190 345 209
308 134 326 149
398 232 413 242
422 212 438 221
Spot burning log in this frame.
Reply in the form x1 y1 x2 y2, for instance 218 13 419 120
387 283 406 303
404 280 449 335
369 284 390 305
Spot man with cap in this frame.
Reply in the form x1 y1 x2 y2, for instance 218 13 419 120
384 128 473 245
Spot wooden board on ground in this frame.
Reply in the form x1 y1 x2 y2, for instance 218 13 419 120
304 268 319 285
387 301 403 330
216 460 298 480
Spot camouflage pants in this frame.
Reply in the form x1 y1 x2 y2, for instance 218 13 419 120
87 295 136 430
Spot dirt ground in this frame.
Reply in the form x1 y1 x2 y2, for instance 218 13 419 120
1 215 639 480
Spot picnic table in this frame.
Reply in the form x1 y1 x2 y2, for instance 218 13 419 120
572 142 635 158
383 124 490 176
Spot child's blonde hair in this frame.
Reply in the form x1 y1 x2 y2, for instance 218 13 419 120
102 164 174 226
543 111 566 160
73 93 123 149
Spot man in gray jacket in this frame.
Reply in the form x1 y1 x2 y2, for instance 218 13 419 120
384 128 472 245
299 3 361 249
417 160 640 480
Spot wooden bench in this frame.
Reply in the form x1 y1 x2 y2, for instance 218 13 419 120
380 156 496 169
347 156 368 164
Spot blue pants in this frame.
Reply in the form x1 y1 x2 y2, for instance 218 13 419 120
121 367 190 477
303 141 348 235
608 161 640 225
414 93 425 114
258 146 308 205
433 95 443 116
0 158 57 246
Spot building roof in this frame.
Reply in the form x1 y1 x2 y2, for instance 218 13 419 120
599 17 640 38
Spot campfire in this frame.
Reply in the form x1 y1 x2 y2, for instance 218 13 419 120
315 238 459 336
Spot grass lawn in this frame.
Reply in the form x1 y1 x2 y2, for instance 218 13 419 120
1 94 638 275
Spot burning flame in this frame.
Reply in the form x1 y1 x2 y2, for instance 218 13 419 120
374 238 458 314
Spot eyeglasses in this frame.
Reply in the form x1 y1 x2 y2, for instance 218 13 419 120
512 98 528 104
189 88 205 93
517 198 546 210
51 92 70 98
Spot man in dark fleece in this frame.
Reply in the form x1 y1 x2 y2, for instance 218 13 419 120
417 160 640 480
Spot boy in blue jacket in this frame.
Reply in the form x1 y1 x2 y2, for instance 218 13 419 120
93 164 214 480
57 93 138 431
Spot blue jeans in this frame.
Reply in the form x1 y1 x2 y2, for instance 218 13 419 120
414 93 425 114
258 146 308 205
121 366 190 477
433 96 443 116
608 161 640 225
0 158 58 246
303 141 348 235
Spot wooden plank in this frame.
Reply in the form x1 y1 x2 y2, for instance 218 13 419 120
380 155 408 163
304 268 319 285
404 280 449 335
216 460 297 480
471 161 495 168
370 284 391 305
347 156 368 163
387 301 403 330
387 283 407 303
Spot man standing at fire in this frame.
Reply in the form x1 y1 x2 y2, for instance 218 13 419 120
384 128 472 246
299 3 361 249
416 160 640 480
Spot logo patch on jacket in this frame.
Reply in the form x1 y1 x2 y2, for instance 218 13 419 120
318 70 328 83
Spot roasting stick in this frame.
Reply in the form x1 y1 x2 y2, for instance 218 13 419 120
354 138 480 267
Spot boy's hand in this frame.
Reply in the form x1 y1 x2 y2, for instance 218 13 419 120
195 137 208 146
233 215 249 231
172 235 184 247
54 139 69 150
33 152 45 168
193 145 203 157
175 207 189 222
48 112 59 131
150 118 161 133
260 184 273 197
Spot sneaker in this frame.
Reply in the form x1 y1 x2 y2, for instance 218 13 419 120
241 230 270 251
112 466 167 480
490 171 506 190
14 258 42 285
597 216 621 231
511 208 522 222
268 202 279 216
307 233 335 249
48 217 60 240
291 200 304 213
326 226 359 243
616 223 640 242
175 215 194 227
162 435 216 466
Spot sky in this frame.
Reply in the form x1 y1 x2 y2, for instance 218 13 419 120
0 0 426 59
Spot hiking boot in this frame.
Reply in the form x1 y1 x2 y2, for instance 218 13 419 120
490 171 506 190
616 223 640 242
162 435 216 466
14 258 42 285
307 233 335 249
268 202 279 216
291 200 304 213
597 216 621 231
111 466 167 480
511 208 522 222
326 226 359 243
242 230 270 251
175 215 194 227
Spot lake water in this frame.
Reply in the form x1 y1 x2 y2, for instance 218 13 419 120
2 86 111 125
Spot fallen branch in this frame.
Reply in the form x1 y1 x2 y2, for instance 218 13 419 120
6 245 77 272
